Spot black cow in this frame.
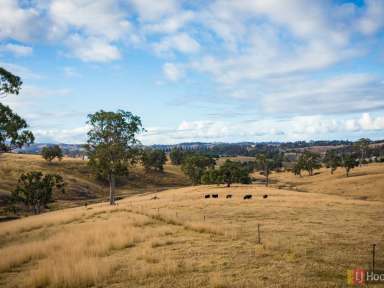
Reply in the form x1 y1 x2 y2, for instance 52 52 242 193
205 194 210 199
226 194 232 199
263 194 268 199
212 194 219 198
243 194 252 200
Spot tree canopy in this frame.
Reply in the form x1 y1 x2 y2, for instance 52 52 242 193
0 67 22 97
0 68 34 152
169 148 185 165
141 149 167 172
0 103 34 153
181 154 215 185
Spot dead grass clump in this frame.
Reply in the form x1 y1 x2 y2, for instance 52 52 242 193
26 257 114 288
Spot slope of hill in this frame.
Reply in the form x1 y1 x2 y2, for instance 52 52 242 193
0 184 382 287
252 163 384 202
0 153 190 216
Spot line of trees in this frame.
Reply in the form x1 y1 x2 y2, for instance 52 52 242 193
292 149 361 177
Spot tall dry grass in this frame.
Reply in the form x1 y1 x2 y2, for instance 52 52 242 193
1 176 383 287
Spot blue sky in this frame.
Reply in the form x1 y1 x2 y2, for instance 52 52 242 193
1 0 384 144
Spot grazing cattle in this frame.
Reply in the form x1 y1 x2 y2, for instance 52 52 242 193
243 194 252 200
226 194 232 199
205 194 210 199
212 194 219 198
263 194 268 199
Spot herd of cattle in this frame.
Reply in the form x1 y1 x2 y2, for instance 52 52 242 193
204 194 268 200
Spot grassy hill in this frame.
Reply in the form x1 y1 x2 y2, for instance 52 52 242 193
252 163 384 202
0 153 190 215
0 182 383 287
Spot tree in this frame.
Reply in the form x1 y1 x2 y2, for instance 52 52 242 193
0 68 34 153
0 67 22 97
301 151 321 176
255 154 274 186
86 110 144 205
141 149 167 172
201 169 223 185
354 138 370 166
293 161 303 176
201 160 251 187
219 160 251 187
342 154 358 177
323 150 341 174
0 104 34 153
169 149 184 165
13 171 65 214
41 145 63 162
181 154 215 185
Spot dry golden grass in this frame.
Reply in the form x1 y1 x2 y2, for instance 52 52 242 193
1 168 383 287
253 162 384 202
0 153 189 215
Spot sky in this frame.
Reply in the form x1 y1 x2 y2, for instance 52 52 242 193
1 0 384 145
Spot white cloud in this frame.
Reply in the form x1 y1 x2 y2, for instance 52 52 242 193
130 0 177 20
33 126 88 144
0 0 41 41
144 11 195 34
0 43 32 56
357 0 384 35
66 35 121 62
140 113 384 144
48 0 131 41
154 33 200 55
163 62 184 81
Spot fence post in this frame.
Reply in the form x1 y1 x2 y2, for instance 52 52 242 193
373 244 376 272
257 224 261 244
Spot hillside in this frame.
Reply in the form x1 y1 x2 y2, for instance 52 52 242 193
252 163 384 202
0 184 383 287
0 153 190 215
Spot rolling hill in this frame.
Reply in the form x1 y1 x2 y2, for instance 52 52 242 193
0 153 190 216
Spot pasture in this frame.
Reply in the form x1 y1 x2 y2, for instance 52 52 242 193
253 163 384 202
0 153 189 215
1 182 383 287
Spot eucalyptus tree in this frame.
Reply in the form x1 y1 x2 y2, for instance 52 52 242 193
86 110 144 204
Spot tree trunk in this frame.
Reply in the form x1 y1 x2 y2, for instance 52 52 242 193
109 173 115 205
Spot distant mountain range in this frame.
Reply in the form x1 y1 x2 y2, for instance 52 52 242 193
14 140 384 157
